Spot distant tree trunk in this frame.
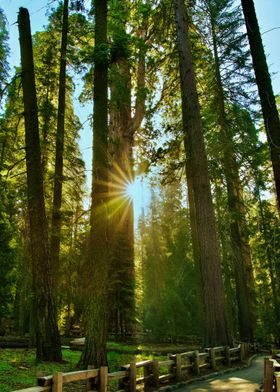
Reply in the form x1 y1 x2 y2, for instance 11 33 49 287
173 0 232 347
240 0 280 215
214 180 236 331
18 7 61 362
50 0 69 290
210 13 255 342
79 0 109 368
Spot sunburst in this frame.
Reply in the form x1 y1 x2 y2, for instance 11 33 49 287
91 162 145 230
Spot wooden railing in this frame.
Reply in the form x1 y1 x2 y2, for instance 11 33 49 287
263 357 280 391
13 343 252 392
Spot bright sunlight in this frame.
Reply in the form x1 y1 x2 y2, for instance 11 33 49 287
105 162 150 225
124 176 150 223
124 180 139 201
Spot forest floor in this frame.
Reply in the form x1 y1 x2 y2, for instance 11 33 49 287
1 342 255 392
0 342 173 392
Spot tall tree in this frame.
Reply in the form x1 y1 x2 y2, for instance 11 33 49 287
50 0 69 289
201 0 255 341
173 0 232 347
18 7 61 361
240 0 280 215
108 1 147 337
79 0 109 368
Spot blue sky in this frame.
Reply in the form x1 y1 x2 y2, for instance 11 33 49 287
2 0 279 92
1 0 280 217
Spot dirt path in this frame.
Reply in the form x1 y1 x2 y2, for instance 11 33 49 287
174 355 266 391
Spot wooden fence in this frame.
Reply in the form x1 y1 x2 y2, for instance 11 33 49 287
13 343 252 392
263 356 280 391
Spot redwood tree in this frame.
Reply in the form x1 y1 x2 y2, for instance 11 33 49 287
240 0 280 215
79 0 109 368
50 0 69 289
108 4 146 337
206 0 255 341
18 7 61 362
173 0 232 347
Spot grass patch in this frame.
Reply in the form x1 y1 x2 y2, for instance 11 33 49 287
0 346 166 391
0 348 80 391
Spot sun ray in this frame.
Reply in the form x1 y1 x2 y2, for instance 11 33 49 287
89 162 143 225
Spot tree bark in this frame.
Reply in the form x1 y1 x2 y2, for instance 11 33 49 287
240 0 280 215
173 0 232 347
79 0 109 368
108 22 146 337
18 7 61 362
109 56 135 337
50 0 69 290
209 10 255 342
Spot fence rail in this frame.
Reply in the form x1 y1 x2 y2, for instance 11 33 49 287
13 343 253 392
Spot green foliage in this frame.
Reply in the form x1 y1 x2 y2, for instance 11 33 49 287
0 207 17 318
138 181 202 340
249 199 280 342
0 0 279 350
0 8 9 103
0 3 87 338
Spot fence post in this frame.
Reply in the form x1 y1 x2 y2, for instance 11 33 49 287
129 362 137 392
193 350 200 376
176 354 182 381
225 346 231 366
144 363 150 391
244 343 249 358
209 348 216 370
53 372 63 392
240 343 245 361
263 358 274 392
275 375 280 392
152 359 159 388
99 366 108 392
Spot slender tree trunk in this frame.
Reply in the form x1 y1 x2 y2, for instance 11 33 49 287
173 0 232 347
240 0 280 215
18 7 61 362
79 0 109 368
210 13 255 341
50 0 69 290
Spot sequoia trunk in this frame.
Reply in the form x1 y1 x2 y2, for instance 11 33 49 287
79 0 109 368
210 11 255 341
241 0 280 215
173 0 232 347
18 7 61 362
